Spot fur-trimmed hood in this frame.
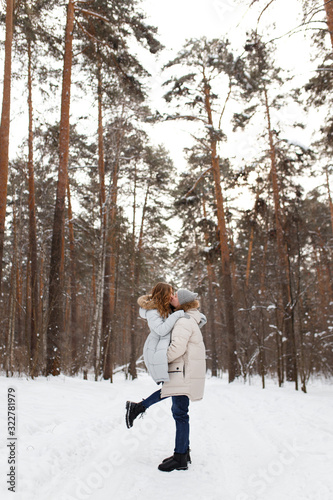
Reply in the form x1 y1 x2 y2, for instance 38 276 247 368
137 294 156 311
175 300 200 313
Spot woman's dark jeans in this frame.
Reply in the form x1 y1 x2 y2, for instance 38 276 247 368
141 389 166 408
141 390 190 455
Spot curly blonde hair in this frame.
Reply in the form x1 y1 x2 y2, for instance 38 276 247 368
150 282 173 319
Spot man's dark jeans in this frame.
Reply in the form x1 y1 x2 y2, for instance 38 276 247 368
171 395 190 454
142 389 190 455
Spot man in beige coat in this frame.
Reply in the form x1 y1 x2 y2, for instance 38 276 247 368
158 288 206 472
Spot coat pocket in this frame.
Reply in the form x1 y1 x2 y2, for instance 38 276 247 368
168 360 184 375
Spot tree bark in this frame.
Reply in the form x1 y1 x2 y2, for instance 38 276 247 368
27 38 40 377
128 164 137 380
97 52 106 225
0 0 14 292
95 56 112 381
102 128 123 380
202 196 218 376
295 215 307 393
46 0 75 376
325 167 333 237
66 180 78 374
324 0 333 49
137 183 150 254
264 87 297 386
203 77 239 383
6 202 17 376
245 189 260 287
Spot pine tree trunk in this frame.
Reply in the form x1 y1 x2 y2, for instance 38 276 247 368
46 0 75 376
6 265 16 376
66 181 78 374
128 166 137 380
39 248 46 372
256 302 267 389
264 87 297 386
260 221 269 293
245 189 260 287
25 257 31 356
245 225 255 288
0 0 14 292
275 308 284 387
295 219 307 393
27 38 40 377
102 129 123 380
6 202 17 376
324 0 333 49
325 167 333 237
84 219 107 380
202 197 218 376
137 183 150 255
313 246 328 320
15 200 23 345
203 78 239 383
212 160 238 383
87 71 108 380
94 56 114 381
97 52 106 224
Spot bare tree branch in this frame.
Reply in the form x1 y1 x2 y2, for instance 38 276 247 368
257 0 275 24
188 133 210 151
218 78 232 130
182 166 213 199
74 7 110 23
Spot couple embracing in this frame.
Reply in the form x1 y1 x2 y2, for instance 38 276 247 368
125 282 207 472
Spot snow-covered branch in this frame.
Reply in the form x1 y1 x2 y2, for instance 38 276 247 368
164 114 206 123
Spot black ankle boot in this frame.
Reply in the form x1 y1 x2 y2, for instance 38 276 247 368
158 452 188 472
162 448 191 464
125 401 146 429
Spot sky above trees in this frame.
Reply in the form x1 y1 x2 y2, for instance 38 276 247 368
135 0 320 178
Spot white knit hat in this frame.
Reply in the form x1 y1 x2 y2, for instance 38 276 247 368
177 288 198 305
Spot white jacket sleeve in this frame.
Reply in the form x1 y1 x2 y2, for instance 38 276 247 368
146 309 185 337
167 319 192 362
199 313 207 328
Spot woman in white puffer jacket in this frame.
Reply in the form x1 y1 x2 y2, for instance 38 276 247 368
138 291 185 384
126 282 184 429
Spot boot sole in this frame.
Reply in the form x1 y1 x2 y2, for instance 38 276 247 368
125 401 131 429
158 465 188 472
162 454 191 464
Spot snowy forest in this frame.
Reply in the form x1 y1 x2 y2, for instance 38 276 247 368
0 0 332 392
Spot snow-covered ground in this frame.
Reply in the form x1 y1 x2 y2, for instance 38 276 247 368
0 372 332 500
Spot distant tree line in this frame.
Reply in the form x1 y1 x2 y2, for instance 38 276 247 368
0 0 332 392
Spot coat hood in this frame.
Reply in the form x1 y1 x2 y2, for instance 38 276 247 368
175 300 200 313
185 308 203 324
